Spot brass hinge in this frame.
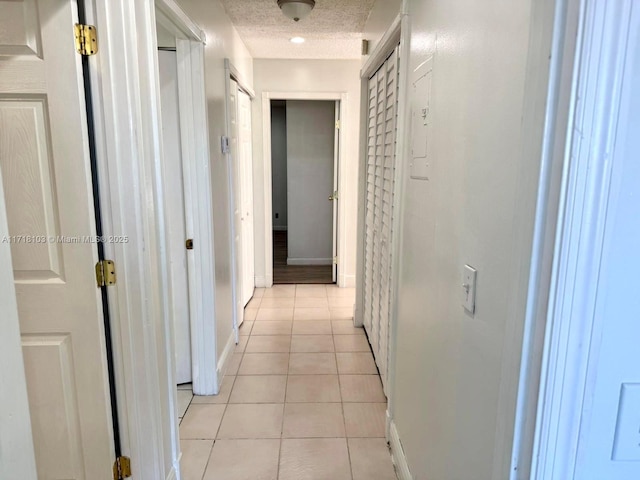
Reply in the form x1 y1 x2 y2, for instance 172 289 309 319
96 260 116 287
335 120 340 129
74 23 98 56
113 456 131 480
333 256 338 265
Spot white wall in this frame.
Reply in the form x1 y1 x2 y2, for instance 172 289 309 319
270 105 288 230
175 0 253 373
362 0 402 62
252 59 361 286
286 100 335 264
389 0 555 478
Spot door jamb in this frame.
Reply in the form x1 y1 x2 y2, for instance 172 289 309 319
260 91 348 287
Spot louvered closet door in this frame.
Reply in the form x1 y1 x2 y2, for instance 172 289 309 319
363 46 399 392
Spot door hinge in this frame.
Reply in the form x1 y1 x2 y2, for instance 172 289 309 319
96 260 117 287
333 256 338 265
113 456 131 480
74 23 98 56
335 120 340 129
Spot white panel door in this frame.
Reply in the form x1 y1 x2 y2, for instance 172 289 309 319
363 46 399 392
238 90 255 306
229 79 244 327
0 1 115 478
332 102 340 283
158 50 192 385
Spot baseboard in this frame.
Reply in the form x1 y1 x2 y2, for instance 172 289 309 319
389 420 412 480
287 257 332 266
339 273 356 288
272 226 288 231
216 331 236 388
255 275 274 288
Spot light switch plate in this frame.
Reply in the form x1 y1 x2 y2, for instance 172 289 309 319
462 265 477 314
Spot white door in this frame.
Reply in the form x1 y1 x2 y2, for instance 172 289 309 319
332 102 340 283
229 79 245 328
238 90 255 305
158 50 192 385
363 46 399 392
0 1 115 478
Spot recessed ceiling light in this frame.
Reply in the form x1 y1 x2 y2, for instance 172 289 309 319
290 37 305 44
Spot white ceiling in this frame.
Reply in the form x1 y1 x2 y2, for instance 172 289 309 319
220 0 376 59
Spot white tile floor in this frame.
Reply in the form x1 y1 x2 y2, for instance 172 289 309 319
177 284 397 480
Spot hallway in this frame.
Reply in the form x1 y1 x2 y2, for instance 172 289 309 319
177 284 396 480
273 231 334 284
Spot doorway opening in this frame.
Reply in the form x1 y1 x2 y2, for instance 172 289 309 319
269 99 340 285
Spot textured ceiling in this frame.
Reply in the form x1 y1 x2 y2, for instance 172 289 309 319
221 0 376 59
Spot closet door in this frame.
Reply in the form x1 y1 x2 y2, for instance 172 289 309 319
363 46 399 392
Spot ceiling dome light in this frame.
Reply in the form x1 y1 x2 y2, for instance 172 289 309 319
277 0 315 22
290 36 305 44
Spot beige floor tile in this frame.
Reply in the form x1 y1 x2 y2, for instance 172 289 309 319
279 438 351 480
229 375 287 403
246 297 262 309
331 320 365 335
294 308 332 321
295 297 329 308
283 403 346 438
328 297 355 308
343 403 386 437
177 389 193 418
179 404 226 439
291 335 335 353
217 404 284 439
330 307 354 320
289 353 338 375
255 308 294 321
292 320 332 335
259 297 296 308
243 308 258 322
326 286 356 298
180 439 214 480
262 285 296 297
245 335 291 353
339 375 386 403
253 288 266 298
333 335 371 352
286 375 341 403
251 321 292 336
348 438 397 480
239 319 254 334
203 439 280 480
295 285 328 297
192 376 235 404
238 353 289 375
235 335 249 353
336 352 378 374
227 353 243 376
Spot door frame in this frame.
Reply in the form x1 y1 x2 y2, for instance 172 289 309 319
84 0 213 478
260 91 348 287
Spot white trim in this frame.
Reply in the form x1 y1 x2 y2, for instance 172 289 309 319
286 257 332 266
156 0 206 44
261 91 348 288
361 14 403 78
339 273 356 288
216 331 236 384
530 1 634 478
0 168 38 480
389 420 412 480
225 58 256 99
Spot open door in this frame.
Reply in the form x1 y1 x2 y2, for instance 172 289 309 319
0 0 117 477
238 90 255 305
332 101 340 283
